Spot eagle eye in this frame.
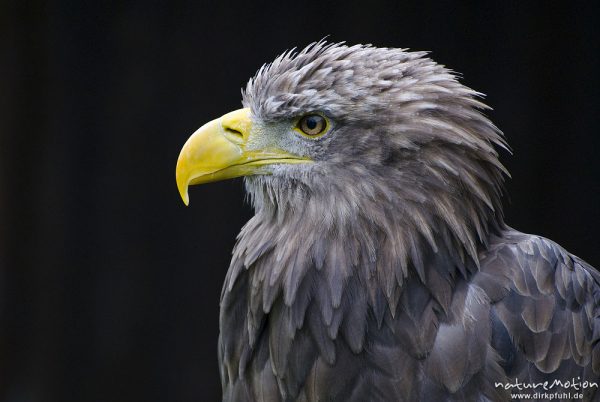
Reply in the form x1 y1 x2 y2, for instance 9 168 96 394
297 114 328 137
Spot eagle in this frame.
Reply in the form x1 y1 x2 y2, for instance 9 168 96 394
175 42 600 401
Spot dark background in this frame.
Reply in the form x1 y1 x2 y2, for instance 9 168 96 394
1 1 599 401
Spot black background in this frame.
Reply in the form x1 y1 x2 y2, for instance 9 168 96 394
1 1 599 401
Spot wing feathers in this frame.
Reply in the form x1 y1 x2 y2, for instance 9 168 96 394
484 231 600 384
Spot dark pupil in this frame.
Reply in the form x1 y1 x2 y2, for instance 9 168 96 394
306 116 319 130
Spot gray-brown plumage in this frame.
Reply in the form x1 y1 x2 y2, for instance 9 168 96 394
178 42 600 401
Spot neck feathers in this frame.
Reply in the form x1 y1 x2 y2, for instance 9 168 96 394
226 166 503 331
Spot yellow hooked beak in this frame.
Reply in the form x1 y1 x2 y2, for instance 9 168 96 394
176 108 311 205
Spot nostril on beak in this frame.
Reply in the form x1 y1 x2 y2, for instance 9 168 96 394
221 123 245 144
220 108 251 144
224 127 243 138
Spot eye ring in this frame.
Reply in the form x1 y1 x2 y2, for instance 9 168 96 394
296 114 328 137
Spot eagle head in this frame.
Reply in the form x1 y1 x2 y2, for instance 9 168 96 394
176 41 508 272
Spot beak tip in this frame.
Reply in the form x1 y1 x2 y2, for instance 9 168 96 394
176 176 190 206
178 187 190 206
